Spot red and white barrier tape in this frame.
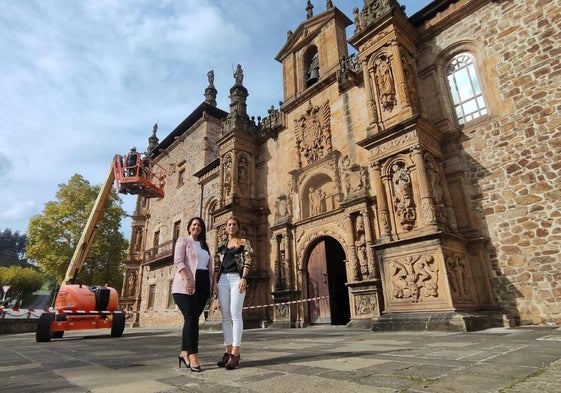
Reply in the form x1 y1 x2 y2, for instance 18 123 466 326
0 308 124 319
0 296 329 318
244 295 329 310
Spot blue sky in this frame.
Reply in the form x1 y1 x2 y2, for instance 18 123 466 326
0 0 431 235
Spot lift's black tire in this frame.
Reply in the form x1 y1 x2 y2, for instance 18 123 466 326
51 313 67 339
110 312 125 337
36 312 55 342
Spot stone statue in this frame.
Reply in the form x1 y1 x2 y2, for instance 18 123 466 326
375 56 396 111
234 64 244 84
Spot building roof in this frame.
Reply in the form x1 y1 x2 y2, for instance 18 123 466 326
152 101 228 156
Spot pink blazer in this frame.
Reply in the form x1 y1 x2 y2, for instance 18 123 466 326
171 236 212 295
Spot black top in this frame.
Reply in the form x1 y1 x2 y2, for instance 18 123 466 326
221 247 239 274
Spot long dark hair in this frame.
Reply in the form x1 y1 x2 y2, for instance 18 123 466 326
187 216 210 253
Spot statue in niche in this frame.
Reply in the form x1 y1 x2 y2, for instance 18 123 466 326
391 162 416 230
127 270 137 297
223 155 232 197
308 186 325 216
426 159 444 205
447 255 467 297
238 155 248 194
374 56 396 112
355 215 369 277
134 228 142 251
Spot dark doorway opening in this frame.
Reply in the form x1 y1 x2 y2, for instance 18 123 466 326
307 237 350 325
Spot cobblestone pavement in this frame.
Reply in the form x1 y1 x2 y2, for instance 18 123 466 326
1 325 560 392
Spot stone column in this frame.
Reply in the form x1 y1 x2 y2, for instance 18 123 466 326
346 215 360 281
362 58 379 132
411 146 436 227
371 161 391 237
273 234 282 290
391 40 410 109
362 208 377 278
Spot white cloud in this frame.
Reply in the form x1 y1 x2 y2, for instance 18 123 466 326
0 0 429 234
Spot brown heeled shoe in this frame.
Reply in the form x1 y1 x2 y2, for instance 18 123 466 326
225 354 240 370
217 352 230 367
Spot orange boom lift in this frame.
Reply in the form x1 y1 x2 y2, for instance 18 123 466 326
35 151 166 342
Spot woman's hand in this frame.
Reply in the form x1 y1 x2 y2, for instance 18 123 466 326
238 277 248 293
182 273 194 295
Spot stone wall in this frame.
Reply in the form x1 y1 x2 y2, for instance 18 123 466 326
416 0 561 325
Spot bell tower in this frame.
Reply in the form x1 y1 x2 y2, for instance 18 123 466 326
275 1 352 109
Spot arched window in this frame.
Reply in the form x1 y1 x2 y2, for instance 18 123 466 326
446 53 487 124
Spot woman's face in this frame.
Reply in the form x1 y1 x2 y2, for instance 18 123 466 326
189 219 203 239
226 219 239 236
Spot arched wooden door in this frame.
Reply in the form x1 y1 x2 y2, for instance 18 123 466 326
307 237 350 325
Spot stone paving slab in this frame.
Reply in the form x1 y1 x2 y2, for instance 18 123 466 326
0 326 560 392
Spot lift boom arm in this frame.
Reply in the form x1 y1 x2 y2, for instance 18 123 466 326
61 154 166 286
63 165 116 285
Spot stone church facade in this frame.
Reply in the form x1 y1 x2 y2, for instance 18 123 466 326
120 0 561 331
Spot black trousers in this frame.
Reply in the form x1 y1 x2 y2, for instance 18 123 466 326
173 269 210 354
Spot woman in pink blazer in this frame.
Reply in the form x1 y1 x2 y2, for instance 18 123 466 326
172 217 213 372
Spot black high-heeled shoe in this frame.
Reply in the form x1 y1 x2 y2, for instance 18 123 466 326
178 354 189 368
188 354 203 372
189 364 203 372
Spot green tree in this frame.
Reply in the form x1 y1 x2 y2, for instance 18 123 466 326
0 229 28 266
0 265 44 304
26 174 128 291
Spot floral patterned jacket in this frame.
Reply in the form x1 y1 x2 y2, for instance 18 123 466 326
213 238 253 280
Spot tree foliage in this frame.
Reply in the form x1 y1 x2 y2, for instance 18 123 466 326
26 174 128 290
0 265 44 295
0 229 28 266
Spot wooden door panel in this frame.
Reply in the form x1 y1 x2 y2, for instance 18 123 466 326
307 240 330 324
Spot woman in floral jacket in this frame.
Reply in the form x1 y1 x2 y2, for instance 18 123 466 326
213 217 252 370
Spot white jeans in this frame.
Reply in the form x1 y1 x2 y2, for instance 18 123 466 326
218 272 246 347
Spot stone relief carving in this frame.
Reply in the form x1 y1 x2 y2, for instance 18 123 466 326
355 294 376 315
237 155 248 195
340 155 367 197
371 130 417 157
275 194 292 222
294 100 332 167
446 254 468 298
389 254 439 302
275 303 289 318
354 0 396 33
390 161 416 230
400 49 419 112
223 154 233 197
